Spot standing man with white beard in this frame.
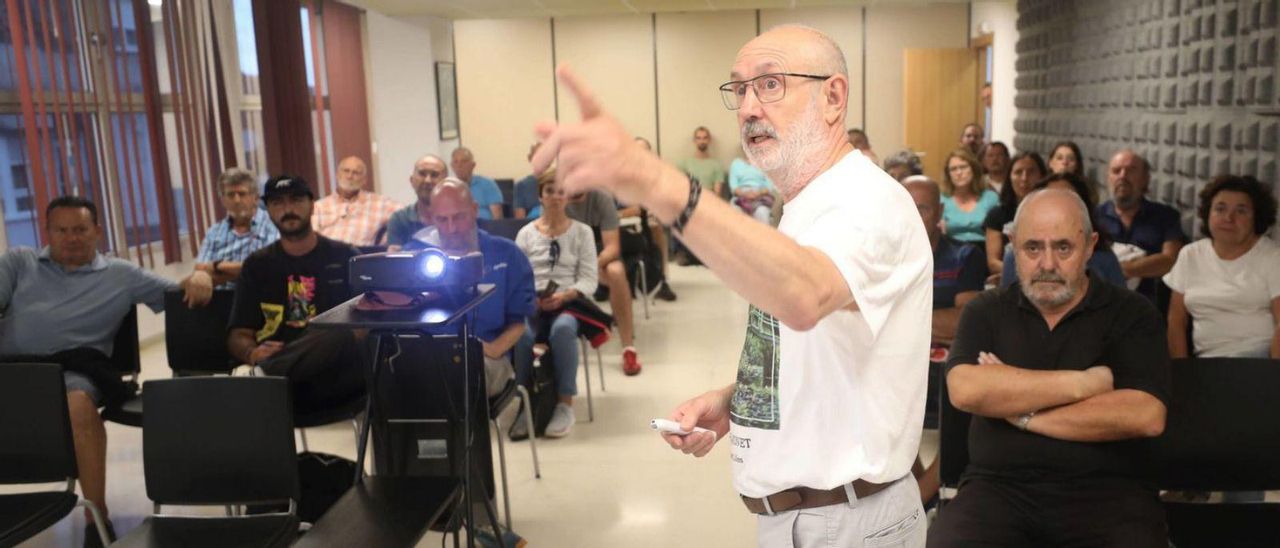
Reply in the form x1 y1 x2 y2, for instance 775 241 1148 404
312 156 402 246
530 25 933 547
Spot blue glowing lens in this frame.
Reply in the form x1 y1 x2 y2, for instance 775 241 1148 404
423 254 446 279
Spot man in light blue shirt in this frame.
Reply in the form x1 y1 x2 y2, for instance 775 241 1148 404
192 168 279 288
0 196 209 545
452 146 505 220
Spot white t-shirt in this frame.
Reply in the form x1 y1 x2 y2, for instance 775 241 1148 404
1163 237 1280 358
728 151 933 498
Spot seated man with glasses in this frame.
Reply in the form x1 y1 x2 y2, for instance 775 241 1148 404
511 172 599 439
386 154 448 251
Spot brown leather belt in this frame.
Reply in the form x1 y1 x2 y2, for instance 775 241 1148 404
741 479 893 515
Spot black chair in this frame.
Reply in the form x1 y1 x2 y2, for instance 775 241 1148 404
0 362 111 547
1153 357 1280 548
495 179 516 219
163 289 237 376
935 369 971 507
478 218 532 241
101 307 144 427
113 376 300 548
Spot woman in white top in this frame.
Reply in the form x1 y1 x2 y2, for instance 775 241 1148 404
512 174 598 438
1165 175 1280 359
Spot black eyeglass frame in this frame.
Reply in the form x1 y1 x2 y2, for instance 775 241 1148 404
718 72 832 110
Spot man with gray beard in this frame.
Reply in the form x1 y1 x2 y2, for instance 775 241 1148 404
529 24 932 547
932 188 1171 547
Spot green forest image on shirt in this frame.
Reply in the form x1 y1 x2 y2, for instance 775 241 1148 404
731 305 781 430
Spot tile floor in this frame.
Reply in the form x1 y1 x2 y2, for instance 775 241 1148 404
15 265 937 547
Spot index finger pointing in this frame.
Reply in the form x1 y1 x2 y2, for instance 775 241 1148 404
556 64 601 119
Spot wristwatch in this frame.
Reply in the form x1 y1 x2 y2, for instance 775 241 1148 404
211 260 223 275
1016 411 1036 431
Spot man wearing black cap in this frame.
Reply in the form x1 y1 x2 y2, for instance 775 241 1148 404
227 175 365 414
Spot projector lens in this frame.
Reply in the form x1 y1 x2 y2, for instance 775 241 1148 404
423 253 446 279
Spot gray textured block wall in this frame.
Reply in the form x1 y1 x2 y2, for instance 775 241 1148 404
1014 0 1280 236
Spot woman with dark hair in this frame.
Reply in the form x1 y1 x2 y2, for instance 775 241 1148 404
940 148 999 244
1165 175 1280 359
999 172 1126 288
1048 141 1084 177
983 151 1046 276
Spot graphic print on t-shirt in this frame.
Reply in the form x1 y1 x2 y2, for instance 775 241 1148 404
256 303 283 342
730 305 781 430
285 275 317 328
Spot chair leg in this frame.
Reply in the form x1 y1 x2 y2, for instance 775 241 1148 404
597 347 605 393
491 416 513 531
637 258 650 320
299 428 310 453
78 498 109 546
516 385 541 479
580 338 594 423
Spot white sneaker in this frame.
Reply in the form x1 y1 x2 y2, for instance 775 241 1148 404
544 403 575 438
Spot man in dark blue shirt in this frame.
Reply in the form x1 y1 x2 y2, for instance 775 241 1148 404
1096 150 1186 308
905 177 988 507
407 180 536 396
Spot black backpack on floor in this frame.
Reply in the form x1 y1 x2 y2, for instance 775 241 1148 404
523 346 559 439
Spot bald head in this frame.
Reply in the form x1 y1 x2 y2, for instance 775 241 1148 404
430 178 479 254
743 25 848 80
451 147 477 182
410 154 447 203
732 25 851 199
1013 188 1099 312
336 156 368 195
1107 148 1150 210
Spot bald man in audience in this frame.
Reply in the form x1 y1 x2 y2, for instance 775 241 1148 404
386 154 448 251
451 147 505 220
903 177 987 509
1097 149 1186 308
931 189 1169 547
312 156 402 246
530 24 932 547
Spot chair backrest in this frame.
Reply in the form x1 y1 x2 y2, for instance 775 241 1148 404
477 218 531 241
495 178 515 204
109 306 141 376
142 376 299 506
163 289 237 375
1153 357 1280 491
0 362 78 484
937 372 971 488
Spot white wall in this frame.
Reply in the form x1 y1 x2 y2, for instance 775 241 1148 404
362 10 457 205
972 1 1019 148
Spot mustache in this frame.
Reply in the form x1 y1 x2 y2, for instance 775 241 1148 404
279 214 303 223
741 120 777 141
1031 271 1066 284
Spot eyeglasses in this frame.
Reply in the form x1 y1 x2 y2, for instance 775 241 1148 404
718 72 831 110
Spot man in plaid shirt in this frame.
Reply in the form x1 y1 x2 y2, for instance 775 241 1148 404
311 156 402 246
191 168 280 288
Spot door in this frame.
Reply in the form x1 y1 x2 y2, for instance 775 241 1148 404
903 48 980 180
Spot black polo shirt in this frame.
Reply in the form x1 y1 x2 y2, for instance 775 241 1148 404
946 272 1171 484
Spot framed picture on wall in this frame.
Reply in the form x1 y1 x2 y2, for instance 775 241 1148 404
436 62 459 140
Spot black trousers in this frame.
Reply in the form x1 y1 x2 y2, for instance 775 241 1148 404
259 329 367 416
927 476 1167 548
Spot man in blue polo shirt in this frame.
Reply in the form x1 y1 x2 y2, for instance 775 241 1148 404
905 178 987 508
407 180 535 396
0 196 211 547
452 147 506 220
1097 150 1186 308
191 168 279 288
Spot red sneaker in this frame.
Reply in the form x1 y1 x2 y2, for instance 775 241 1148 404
622 347 642 376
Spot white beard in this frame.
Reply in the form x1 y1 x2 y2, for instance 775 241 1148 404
741 96 827 195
